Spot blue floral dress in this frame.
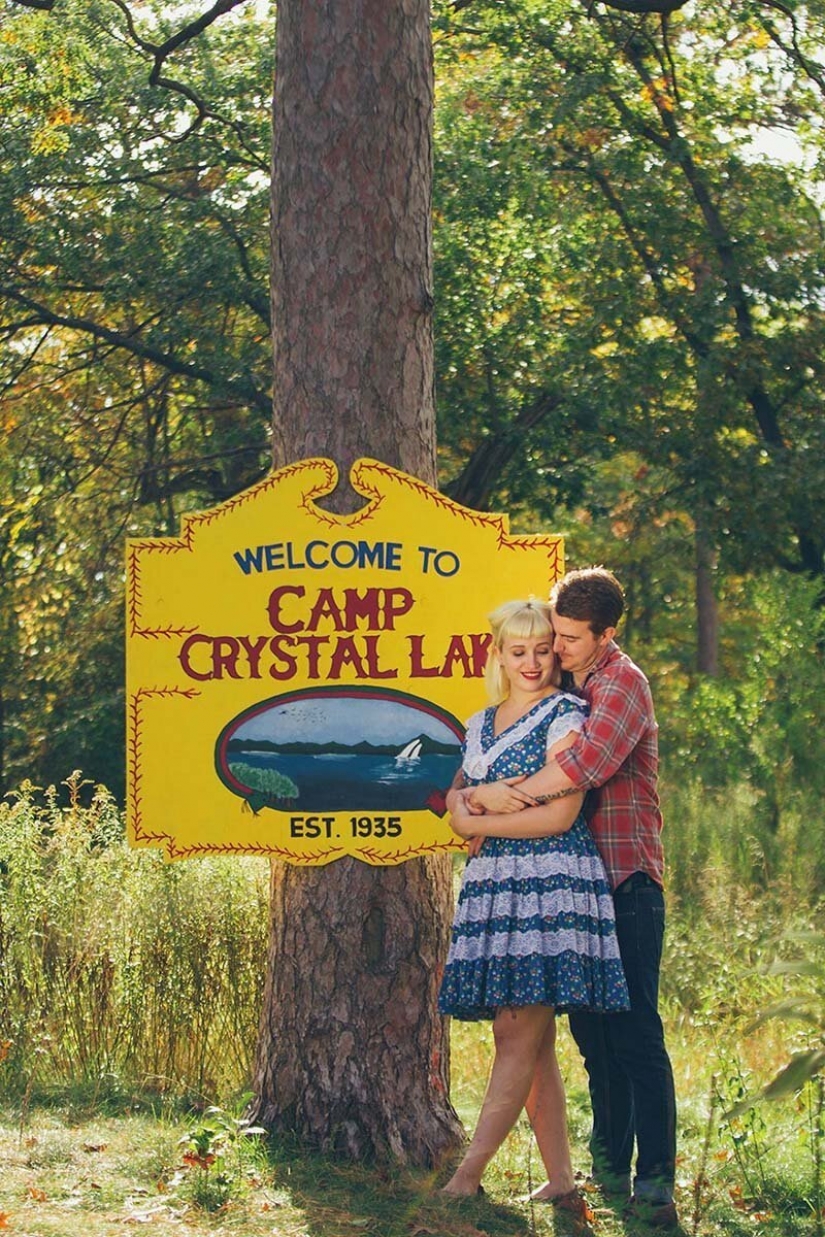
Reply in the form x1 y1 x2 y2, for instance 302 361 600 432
438 692 629 1021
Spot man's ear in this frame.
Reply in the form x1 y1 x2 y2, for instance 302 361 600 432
599 626 617 647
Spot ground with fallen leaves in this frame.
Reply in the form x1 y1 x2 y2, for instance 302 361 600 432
0 1100 652 1237
0 1012 815 1237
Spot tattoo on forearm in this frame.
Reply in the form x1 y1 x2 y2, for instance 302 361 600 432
532 787 579 803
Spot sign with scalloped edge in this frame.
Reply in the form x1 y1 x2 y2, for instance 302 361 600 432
126 458 564 864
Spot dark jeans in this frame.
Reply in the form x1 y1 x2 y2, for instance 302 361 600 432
568 873 677 1201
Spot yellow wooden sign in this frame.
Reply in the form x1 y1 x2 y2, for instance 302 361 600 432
126 458 563 864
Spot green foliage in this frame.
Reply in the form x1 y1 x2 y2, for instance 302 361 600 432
0 775 269 1096
734 932 825 1114
2 0 825 796
659 890 825 1234
177 1099 267 1211
0 0 274 796
654 574 825 901
227 762 299 804
433 0 825 576
0 768 824 1231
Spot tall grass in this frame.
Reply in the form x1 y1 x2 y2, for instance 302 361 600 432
656 574 825 905
1 771 821 1099
2 756 825 1231
0 775 269 1099
660 777 825 910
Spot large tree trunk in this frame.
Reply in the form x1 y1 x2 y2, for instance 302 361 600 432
249 0 463 1165
268 0 437 490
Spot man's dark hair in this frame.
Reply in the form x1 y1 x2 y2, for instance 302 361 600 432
549 567 624 635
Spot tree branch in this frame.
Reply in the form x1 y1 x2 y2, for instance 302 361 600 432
594 0 690 12
445 390 565 510
583 153 710 356
104 0 252 138
758 0 825 98
9 0 258 143
622 42 786 448
1 286 270 414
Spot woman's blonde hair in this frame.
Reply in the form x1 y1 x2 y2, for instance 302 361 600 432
484 598 555 704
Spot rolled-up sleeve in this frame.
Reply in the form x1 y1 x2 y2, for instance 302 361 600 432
556 673 653 790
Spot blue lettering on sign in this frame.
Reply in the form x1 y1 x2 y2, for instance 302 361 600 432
233 540 404 575
418 546 461 576
233 545 265 574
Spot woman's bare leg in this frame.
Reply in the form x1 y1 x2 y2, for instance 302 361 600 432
524 1016 576 1199
442 1005 556 1197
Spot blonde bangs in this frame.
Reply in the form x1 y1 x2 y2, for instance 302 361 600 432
484 599 554 704
490 599 553 645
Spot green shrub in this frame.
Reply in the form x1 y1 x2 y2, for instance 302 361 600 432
658 574 825 902
0 775 269 1097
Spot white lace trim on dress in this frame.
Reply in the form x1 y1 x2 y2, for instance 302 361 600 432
458 889 619 926
463 692 586 781
466 847 606 884
450 929 623 963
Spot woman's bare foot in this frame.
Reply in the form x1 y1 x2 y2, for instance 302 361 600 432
530 1180 576 1201
441 1171 484 1197
530 1186 592 1224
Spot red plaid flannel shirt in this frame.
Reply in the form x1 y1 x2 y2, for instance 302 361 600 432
555 642 664 891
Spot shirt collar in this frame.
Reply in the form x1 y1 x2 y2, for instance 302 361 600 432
578 638 620 688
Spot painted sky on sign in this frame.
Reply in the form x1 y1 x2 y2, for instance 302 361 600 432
233 695 465 747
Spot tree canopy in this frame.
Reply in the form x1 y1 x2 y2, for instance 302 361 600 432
1 0 824 793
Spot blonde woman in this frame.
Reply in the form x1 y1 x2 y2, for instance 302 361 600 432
439 599 628 1209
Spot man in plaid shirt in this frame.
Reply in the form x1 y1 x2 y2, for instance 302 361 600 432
468 567 677 1226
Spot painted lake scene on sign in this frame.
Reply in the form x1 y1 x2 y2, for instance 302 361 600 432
215 686 464 814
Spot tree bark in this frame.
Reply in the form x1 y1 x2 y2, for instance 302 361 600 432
250 0 463 1166
253 857 461 1162
269 0 437 493
695 520 719 677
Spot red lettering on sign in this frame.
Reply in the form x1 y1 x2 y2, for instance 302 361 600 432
267 585 305 633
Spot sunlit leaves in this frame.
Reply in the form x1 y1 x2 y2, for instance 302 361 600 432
0 0 275 793
433 0 825 589
2 0 825 795
726 932 825 1117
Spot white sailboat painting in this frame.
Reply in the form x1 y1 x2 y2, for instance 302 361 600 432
395 738 423 763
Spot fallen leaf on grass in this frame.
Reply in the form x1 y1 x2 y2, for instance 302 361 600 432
26 1187 47 1202
82 1143 108 1153
729 1185 745 1208
0 1213 11 1229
